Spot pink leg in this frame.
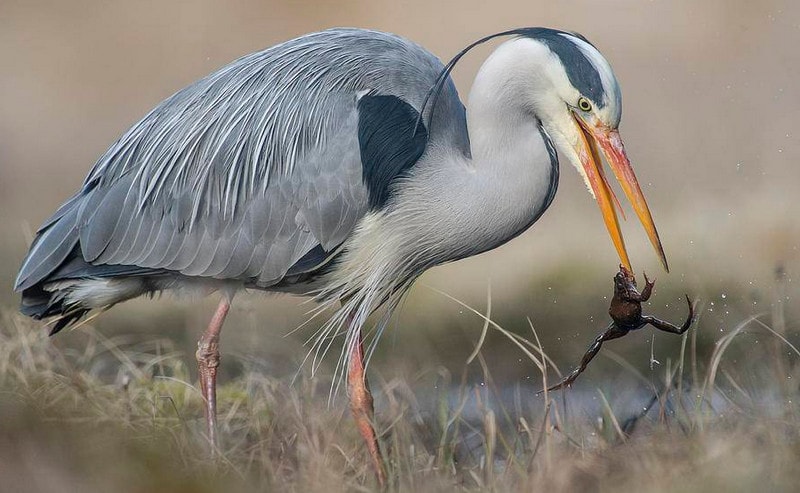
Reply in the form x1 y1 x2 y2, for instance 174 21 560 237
195 298 230 451
347 328 387 486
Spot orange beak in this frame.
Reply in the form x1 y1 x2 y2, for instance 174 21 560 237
573 115 669 273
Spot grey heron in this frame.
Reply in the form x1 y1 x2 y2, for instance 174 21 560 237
15 27 667 484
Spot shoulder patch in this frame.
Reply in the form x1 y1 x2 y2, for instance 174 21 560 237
357 94 428 209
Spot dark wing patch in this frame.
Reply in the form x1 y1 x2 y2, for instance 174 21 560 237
357 94 428 209
285 244 333 276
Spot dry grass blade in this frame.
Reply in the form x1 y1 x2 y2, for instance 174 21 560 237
752 318 800 359
427 286 545 369
597 389 625 441
701 313 764 403
466 284 492 365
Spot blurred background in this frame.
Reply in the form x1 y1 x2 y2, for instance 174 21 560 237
0 0 798 392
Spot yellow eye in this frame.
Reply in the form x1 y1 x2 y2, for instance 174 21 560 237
578 97 592 112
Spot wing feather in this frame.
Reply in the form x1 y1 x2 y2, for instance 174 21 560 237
80 175 135 261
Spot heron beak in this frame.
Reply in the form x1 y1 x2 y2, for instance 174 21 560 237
573 115 669 272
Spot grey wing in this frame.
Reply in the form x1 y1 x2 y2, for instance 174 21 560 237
76 91 366 287
15 28 463 292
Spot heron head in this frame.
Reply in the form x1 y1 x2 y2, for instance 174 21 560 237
503 29 668 272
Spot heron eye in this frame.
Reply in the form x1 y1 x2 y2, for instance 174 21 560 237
578 97 592 112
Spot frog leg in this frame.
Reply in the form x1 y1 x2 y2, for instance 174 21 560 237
539 323 629 393
643 295 694 335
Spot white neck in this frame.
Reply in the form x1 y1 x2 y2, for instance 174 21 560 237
453 42 558 251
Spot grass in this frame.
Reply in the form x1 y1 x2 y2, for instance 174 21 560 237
0 282 799 493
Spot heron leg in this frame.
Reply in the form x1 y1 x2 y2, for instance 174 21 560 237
347 327 387 486
195 298 230 452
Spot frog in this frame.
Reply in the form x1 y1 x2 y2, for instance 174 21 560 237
541 265 693 393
